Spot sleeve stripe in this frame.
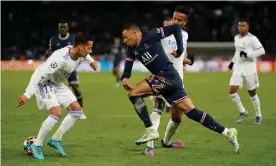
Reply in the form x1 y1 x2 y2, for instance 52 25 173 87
126 58 135 62
160 27 165 38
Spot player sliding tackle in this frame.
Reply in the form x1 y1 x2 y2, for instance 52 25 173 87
17 32 98 160
121 23 240 154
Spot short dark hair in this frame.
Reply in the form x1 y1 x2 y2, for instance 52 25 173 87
163 17 171 21
238 18 250 24
175 6 190 16
73 32 93 46
123 23 140 31
59 20 68 24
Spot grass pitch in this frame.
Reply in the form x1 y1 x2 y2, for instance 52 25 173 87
2 71 276 166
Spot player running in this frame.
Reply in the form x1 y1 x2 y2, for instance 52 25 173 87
46 21 85 117
121 23 240 154
111 37 125 87
228 18 265 124
17 33 98 160
145 6 194 156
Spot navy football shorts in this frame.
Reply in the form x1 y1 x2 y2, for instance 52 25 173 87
145 66 189 107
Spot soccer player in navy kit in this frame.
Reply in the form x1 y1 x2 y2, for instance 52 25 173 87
121 23 240 153
46 21 85 114
111 37 125 87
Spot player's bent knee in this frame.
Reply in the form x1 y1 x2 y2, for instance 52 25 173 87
67 101 82 111
175 98 195 113
229 86 238 94
171 108 182 123
48 106 62 118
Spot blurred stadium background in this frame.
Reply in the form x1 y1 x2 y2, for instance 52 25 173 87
1 1 276 72
2 2 276 166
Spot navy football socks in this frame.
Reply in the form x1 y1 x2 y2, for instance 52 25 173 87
185 108 225 134
129 96 153 128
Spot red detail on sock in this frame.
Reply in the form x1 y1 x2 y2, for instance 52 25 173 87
200 112 206 124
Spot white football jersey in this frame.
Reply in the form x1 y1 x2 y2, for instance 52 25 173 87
232 33 264 75
161 30 188 80
24 46 93 98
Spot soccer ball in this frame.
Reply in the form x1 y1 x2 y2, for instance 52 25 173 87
23 136 36 156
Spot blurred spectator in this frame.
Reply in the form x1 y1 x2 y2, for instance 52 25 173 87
1 1 276 60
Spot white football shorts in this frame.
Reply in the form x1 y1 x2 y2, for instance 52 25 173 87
34 83 77 110
229 72 259 91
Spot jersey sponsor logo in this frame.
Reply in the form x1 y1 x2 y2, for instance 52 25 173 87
50 62 58 68
142 52 153 63
142 52 158 65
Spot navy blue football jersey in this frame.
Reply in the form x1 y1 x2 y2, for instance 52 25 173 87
121 24 184 80
49 33 74 52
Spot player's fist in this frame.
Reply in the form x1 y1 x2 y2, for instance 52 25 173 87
240 51 247 58
187 54 194 66
228 62 234 70
121 78 133 92
91 62 98 71
170 50 181 58
17 95 28 106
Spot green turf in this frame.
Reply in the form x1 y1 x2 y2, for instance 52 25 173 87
2 71 276 166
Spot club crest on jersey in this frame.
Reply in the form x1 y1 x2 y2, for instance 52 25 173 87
47 94 52 99
50 62 58 68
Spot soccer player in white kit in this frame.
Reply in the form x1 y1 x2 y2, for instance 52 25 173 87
17 32 98 160
228 19 265 124
145 6 194 156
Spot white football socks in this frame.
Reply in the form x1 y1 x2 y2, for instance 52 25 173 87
163 119 180 145
230 93 246 113
146 110 162 148
250 95 262 117
52 111 83 141
34 115 60 146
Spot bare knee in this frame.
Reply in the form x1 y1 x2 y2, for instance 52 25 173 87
128 90 136 97
229 86 238 95
67 101 82 111
171 108 182 123
49 106 62 118
175 98 195 114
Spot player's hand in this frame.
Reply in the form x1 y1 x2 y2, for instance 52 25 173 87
240 51 247 58
228 62 234 70
17 95 28 107
90 62 98 71
187 54 194 65
170 50 181 58
121 78 133 92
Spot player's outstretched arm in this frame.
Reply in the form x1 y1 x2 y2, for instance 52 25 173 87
120 49 135 91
